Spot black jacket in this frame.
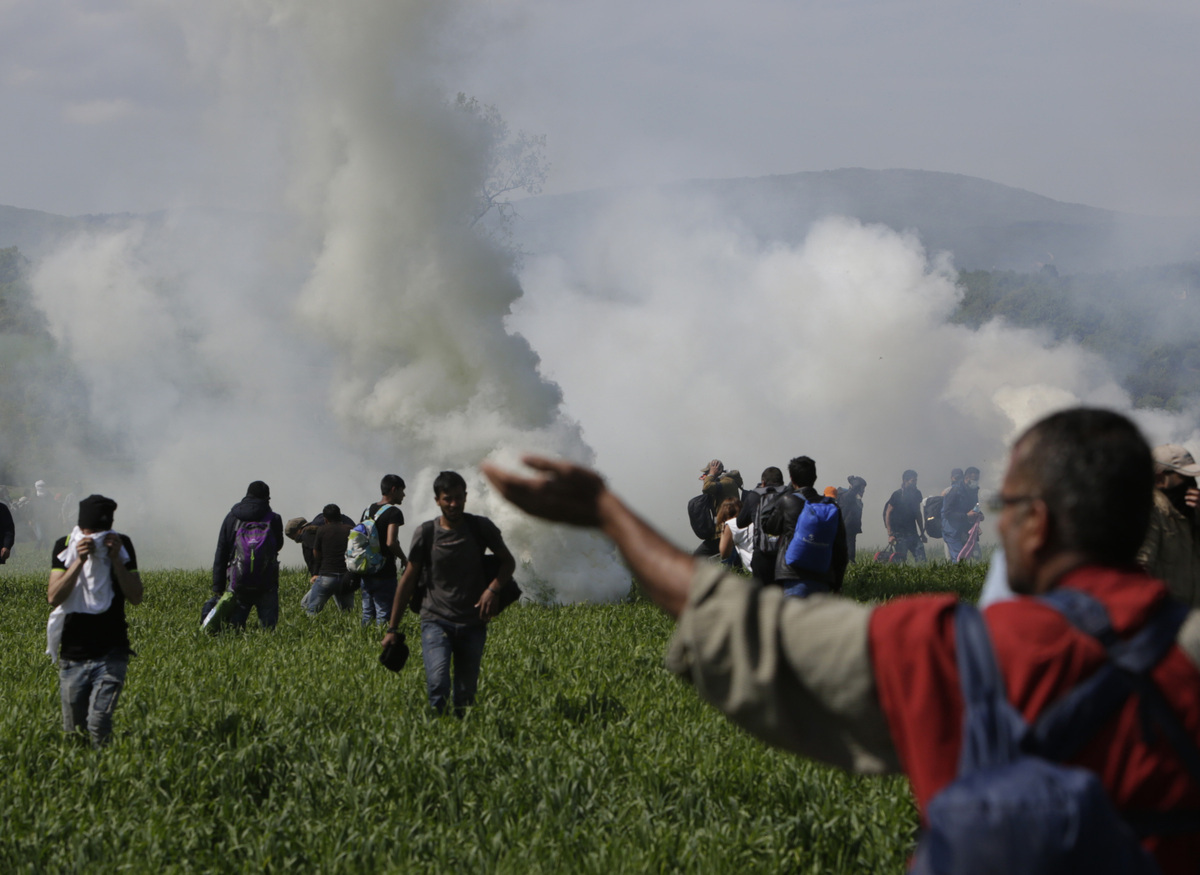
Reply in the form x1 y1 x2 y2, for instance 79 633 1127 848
0 503 14 561
763 486 848 589
212 496 283 594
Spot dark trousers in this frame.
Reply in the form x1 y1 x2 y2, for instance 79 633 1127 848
751 549 777 585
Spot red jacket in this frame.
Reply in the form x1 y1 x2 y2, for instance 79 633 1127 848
869 566 1200 874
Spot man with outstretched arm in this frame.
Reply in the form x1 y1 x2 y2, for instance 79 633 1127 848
481 408 1200 874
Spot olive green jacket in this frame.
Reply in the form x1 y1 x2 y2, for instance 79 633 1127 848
1138 490 1200 608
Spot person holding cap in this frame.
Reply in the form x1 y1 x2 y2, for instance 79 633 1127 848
47 495 142 746
1138 444 1200 607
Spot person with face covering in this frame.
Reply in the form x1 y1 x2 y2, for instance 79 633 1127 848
1137 445 1200 607
942 466 983 562
47 495 142 746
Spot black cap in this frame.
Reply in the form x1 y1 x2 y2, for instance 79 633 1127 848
78 495 117 530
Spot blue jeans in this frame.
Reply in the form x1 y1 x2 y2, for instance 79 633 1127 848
361 573 396 626
944 531 966 562
302 574 354 615
59 650 129 747
420 620 488 714
783 580 831 599
228 586 279 629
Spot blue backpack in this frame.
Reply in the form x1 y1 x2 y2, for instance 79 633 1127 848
910 591 1200 875
783 495 840 572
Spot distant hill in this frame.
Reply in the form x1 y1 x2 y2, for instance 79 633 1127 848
511 169 1200 273
0 204 142 260
3 169 1198 272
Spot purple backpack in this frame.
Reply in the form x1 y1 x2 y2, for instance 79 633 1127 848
229 517 276 594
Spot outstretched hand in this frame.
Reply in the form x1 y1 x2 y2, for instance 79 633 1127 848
480 456 608 528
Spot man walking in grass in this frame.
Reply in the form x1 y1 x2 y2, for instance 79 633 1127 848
359 474 408 627
211 480 284 629
381 471 515 715
47 495 142 747
483 408 1200 873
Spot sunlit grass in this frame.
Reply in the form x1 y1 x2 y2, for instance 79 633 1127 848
0 555 984 872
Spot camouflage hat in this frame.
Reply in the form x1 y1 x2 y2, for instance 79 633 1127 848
284 517 309 541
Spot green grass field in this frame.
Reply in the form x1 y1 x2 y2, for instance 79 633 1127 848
0 554 985 873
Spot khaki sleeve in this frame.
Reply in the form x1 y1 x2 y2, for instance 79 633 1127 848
665 562 900 775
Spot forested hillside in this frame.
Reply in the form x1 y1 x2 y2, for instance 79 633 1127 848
0 247 98 484
954 263 1200 410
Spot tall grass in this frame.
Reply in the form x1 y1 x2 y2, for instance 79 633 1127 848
0 555 985 873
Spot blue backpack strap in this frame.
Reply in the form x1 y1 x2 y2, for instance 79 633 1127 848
953 603 1028 774
1031 589 1200 835
1031 591 1192 761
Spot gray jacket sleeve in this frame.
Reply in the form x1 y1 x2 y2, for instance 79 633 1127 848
665 562 900 775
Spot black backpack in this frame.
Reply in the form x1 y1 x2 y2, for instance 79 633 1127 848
752 485 788 554
687 493 716 541
911 591 1200 874
923 495 944 540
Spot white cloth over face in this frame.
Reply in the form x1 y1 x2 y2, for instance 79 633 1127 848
45 527 130 663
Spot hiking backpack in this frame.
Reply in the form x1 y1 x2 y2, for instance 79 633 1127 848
345 503 395 575
910 591 1200 875
783 495 840 572
228 516 276 596
923 495 944 539
752 485 787 555
687 493 716 541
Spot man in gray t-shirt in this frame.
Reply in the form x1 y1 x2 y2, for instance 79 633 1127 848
382 470 515 714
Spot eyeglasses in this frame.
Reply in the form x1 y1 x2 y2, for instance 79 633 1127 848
986 493 1040 513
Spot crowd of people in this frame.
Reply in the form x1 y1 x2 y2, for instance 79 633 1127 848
14 405 1200 871
687 459 988 577
483 406 1200 873
27 470 514 747
684 445 1200 616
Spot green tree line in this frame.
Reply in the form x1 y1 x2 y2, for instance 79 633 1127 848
0 246 97 485
953 263 1200 410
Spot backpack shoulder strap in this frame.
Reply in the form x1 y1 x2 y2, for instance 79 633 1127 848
1029 590 1200 791
465 514 489 559
420 520 435 567
953 603 1028 775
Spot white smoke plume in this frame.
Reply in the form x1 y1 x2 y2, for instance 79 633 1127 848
17 0 1200 577
25 0 628 599
510 191 1200 549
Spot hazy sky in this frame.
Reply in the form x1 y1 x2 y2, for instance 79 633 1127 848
2 0 1198 218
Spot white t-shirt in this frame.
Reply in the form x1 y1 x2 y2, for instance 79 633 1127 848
724 519 755 569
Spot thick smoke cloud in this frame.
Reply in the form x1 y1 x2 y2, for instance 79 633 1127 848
509 190 1200 548
22 0 627 599
13 0 1200 576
